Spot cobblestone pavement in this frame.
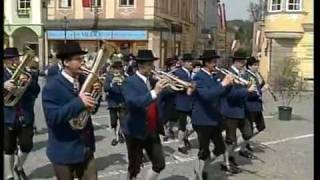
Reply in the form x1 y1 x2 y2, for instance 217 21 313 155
21 77 313 180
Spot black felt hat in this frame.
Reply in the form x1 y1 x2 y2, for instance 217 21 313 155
56 42 87 60
4 47 21 59
135 50 158 61
246 56 260 66
111 60 123 68
181 53 195 61
199 50 220 60
231 49 249 60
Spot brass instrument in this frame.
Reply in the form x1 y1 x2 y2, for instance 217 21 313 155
215 66 250 86
151 70 193 91
4 49 37 107
69 43 109 130
245 69 278 102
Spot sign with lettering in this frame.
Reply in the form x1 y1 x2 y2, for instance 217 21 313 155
47 30 148 40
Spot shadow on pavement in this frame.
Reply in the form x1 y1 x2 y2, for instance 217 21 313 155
163 145 176 158
28 163 55 179
161 175 189 180
96 153 127 171
95 135 106 143
32 140 48 151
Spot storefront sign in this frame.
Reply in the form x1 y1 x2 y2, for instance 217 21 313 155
47 30 147 40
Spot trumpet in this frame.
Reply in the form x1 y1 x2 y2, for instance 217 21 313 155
215 66 250 86
151 70 194 91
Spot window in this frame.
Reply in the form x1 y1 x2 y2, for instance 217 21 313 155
287 0 302 11
270 0 282 11
17 0 31 15
60 0 72 8
120 0 134 6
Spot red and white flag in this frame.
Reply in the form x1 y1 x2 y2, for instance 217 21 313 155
217 1 227 31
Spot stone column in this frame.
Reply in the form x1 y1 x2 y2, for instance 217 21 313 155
44 32 49 67
9 35 14 47
38 37 44 71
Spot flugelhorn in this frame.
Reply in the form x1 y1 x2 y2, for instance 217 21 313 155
151 70 194 91
215 66 250 86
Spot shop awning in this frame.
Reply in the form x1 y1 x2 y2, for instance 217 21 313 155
45 19 170 31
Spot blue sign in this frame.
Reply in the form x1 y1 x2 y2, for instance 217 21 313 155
48 30 147 40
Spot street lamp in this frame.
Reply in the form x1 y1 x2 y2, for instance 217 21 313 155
63 16 70 44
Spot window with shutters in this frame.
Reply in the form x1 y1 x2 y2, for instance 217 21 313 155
59 0 72 8
17 0 31 15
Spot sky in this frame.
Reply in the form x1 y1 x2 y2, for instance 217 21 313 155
223 0 259 20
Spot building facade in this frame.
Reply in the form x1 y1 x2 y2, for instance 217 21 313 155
4 0 46 69
256 0 313 88
45 0 207 68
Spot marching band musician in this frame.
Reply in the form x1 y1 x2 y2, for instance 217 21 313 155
220 49 257 173
172 53 196 154
121 50 175 180
4 47 41 180
42 42 102 180
104 57 126 146
190 50 234 179
244 56 267 151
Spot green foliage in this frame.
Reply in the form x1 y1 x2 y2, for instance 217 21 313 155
227 20 253 53
268 57 304 106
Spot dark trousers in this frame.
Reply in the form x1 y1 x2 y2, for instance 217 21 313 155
246 111 266 133
176 110 191 131
125 134 165 178
223 117 253 145
4 125 34 154
53 155 97 180
109 107 125 129
193 125 226 160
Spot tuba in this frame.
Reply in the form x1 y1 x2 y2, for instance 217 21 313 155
69 42 111 130
4 49 38 107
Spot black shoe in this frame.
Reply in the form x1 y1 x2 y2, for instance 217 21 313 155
220 164 242 174
229 156 239 167
239 150 254 159
246 143 254 152
184 139 191 150
163 136 169 142
202 171 208 180
168 129 175 139
178 147 188 155
118 134 125 144
6 177 14 180
14 166 28 180
111 139 118 146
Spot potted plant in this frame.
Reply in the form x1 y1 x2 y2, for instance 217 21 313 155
268 57 304 120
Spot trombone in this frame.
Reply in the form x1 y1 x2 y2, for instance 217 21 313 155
151 70 194 91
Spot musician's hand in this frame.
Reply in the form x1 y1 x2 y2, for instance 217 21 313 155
154 79 168 94
248 84 257 92
4 80 16 91
186 83 196 95
221 74 234 87
79 92 96 110
93 82 102 92
19 74 30 86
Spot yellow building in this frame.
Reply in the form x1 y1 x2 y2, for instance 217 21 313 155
257 0 313 89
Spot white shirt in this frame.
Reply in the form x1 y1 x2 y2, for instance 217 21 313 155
182 67 191 78
201 68 212 77
62 70 80 91
136 71 157 100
